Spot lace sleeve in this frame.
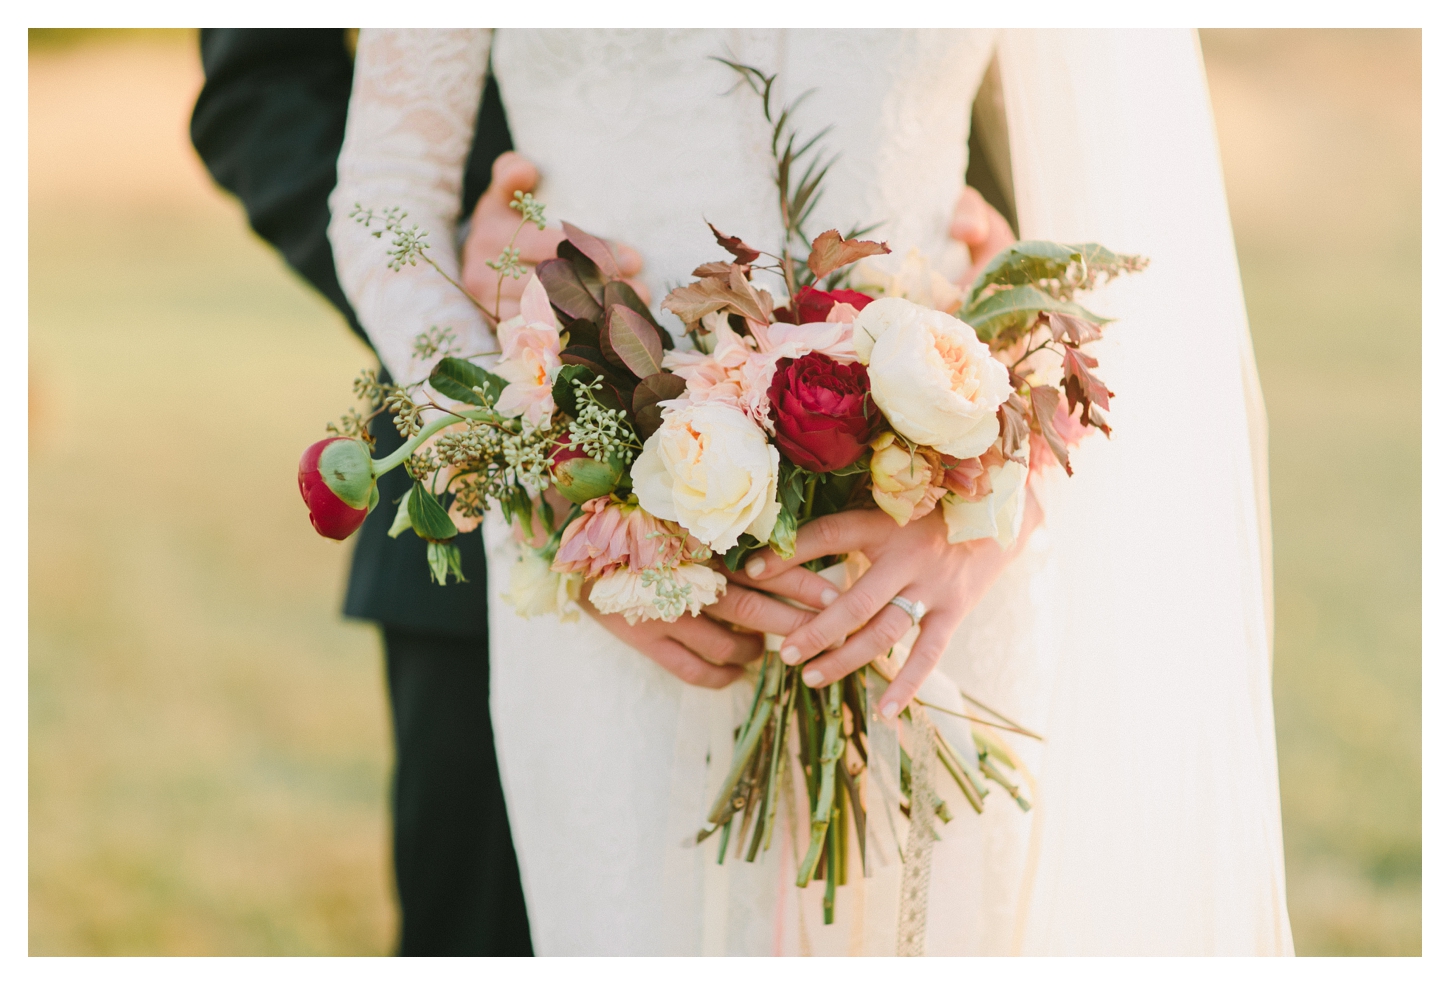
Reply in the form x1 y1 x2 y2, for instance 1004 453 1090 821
328 29 493 387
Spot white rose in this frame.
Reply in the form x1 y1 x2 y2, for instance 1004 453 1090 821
588 563 727 624
502 548 581 621
631 401 780 552
942 458 1029 549
853 297 1012 459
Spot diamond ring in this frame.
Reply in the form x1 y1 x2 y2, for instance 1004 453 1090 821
887 595 927 627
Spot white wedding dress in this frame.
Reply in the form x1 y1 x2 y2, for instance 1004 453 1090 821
329 29 1293 956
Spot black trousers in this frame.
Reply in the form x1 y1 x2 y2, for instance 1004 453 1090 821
382 626 533 956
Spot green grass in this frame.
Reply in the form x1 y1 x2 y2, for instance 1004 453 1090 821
29 200 394 953
1202 28 1421 955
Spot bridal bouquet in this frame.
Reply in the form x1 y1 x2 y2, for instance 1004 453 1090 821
297 60 1145 927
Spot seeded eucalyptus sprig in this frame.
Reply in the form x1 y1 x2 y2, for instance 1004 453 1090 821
351 190 548 330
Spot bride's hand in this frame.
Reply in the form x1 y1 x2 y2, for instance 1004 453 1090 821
577 580 823 690
952 184 1016 285
737 490 1043 715
461 151 649 319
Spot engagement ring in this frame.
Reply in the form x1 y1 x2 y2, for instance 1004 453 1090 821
888 595 927 627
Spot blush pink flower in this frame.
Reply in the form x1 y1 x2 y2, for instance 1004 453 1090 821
494 274 562 426
941 446 1007 502
751 301 859 364
662 314 782 430
551 497 703 579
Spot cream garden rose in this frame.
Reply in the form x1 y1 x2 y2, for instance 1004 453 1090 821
853 297 1012 459
631 401 781 552
588 563 727 625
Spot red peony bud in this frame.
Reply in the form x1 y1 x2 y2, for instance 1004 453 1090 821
793 287 874 325
767 352 881 472
298 436 376 540
550 441 624 505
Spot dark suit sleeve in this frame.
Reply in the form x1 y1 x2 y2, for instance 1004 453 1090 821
190 29 515 346
191 29 367 338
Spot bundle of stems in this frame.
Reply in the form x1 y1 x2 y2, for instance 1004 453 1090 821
696 651 1037 925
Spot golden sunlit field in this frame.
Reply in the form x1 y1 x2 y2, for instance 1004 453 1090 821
28 29 1420 955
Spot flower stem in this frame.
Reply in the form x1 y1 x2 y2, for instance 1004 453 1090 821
371 413 465 476
796 679 844 887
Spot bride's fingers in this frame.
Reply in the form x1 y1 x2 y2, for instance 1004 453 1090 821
614 244 644 278
643 638 742 689
777 561 909 666
480 151 539 210
726 565 840 610
742 510 895 581
670 616 763 667
798 602 913 688
704 585 814 638
877 613 955 716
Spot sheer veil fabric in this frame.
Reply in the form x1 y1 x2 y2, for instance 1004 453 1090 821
328 28 1292 955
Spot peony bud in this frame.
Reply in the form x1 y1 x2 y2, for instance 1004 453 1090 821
298 436 377 540
550 443 624 505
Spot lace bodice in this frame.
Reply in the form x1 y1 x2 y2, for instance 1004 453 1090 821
329 29 996 383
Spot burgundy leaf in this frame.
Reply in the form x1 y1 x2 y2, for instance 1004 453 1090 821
608 304 664 378
1061 344 1113 422
562 221 622 280
1030 385 1072 475
806 229 890 280
536 258 604 322
631 373 687 440
708 222 762 264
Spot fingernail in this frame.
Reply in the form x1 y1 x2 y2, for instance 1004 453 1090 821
880 701 899 719
781 645 800 665
802 669 823 687
828 637 846 650
745 557 767 579
820 587 839 606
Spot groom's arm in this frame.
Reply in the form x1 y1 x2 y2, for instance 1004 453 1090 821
190 29 365 336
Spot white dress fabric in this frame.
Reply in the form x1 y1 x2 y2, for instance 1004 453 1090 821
329 28 1293 956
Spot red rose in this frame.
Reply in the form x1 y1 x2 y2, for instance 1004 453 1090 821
298 436 376 540
768 352 880 472
793 287 874 324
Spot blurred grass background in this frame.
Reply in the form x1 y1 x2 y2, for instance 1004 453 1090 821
27 29 1420 955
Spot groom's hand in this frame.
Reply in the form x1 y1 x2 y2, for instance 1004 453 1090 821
461 151 648 322
951 184 1016 286
579 583 817 689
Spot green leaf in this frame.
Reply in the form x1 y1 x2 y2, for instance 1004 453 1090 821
960 285 1107 345
722 535 764 572
426 541 467 585
408 481 458 542
968 240 1146 303
608 304 664 378
387 486 414 539
968 240 1079 301
537 258 604 321
430 357 507 406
